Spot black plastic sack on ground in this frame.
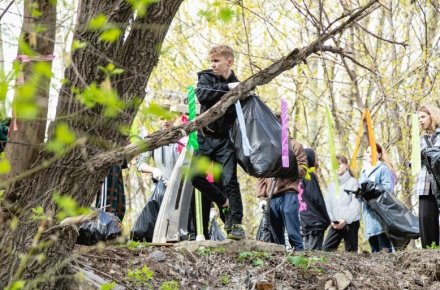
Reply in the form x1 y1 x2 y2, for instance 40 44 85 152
229 96 298 178
130 181 166 242
77 211 122 245
209 219 225 241
361 181 419 249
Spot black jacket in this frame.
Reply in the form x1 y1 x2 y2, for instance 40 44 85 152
300 148 331 232
196 69 239 138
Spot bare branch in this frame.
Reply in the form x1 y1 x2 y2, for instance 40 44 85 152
0 0 15 21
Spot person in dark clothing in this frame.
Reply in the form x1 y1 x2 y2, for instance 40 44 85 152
415 104 440 248
300 148 331 250
95 160 128 221
191 45 246 240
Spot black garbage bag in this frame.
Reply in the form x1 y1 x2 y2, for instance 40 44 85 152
360 181 420 250
209 219 225 241
421 142 440 209
77 211 122 245
130 181 166 242
229 96 298 178
256 204 279 244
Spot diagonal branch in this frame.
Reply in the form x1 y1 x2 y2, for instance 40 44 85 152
89 0 380 169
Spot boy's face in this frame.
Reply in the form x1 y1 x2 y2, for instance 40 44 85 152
210 53 233 79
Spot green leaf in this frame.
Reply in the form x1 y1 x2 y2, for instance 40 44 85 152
31 9 42 17
252 258 264 266
101 282 116 290
89 14 107 31
53 193 91 221
71 40 87 51
287 254 307 269
100 28 121 42
55 123 75 144
218 8 234 22
9 280 26 290
0 157 11 174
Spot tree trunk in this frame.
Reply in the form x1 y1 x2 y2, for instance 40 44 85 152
3 0 57 182
0 0 184 287
0 0 379 287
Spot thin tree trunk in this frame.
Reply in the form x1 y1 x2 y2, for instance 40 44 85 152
4 0 57 181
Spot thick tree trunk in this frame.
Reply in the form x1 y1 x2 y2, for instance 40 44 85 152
3 0 56 182
0 0 184 288
0 0 379 288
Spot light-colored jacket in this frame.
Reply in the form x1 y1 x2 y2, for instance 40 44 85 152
414 126 440 196
136 143 179 182
361 161 394 240
324 171 361 225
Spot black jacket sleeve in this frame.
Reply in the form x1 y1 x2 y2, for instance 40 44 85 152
196 73 229 107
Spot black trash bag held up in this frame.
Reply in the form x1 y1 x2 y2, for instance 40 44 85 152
130 180 166 242
209 219 225 241
77 211 122 245
229 96 298 178
359 180 420 250
421 135 440 209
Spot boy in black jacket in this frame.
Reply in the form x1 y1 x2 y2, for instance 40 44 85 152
191 45 245 240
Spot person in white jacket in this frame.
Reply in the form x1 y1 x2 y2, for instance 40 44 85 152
323 155 361 252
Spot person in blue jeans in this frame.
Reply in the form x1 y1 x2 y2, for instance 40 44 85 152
361 143 396 253
256 132 307 251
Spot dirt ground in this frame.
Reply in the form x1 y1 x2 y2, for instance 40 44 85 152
71 239 440 290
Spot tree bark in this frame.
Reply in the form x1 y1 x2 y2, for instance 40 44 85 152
0 0 379 288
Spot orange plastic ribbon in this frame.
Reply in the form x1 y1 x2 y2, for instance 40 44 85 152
351 109 376 170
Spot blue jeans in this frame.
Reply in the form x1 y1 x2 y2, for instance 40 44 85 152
270 192 304 251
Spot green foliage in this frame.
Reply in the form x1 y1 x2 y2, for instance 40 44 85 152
45 122 76 155
159 281 179 290
10 216 18 231
100 28 122 42
219 274 231 285
75 82 125 117
198 2 236 23
100 281 116 290
89 14 108 31
71 39 87 51
196 248 212 256
125 240 149 251
287 254 326 270
6 280 26 290
426 242 440 250
31 206 45 221
98 63 125 77
237 251 270 266
126 0 160 17
125 266 154 287
196 247 225 256
53 193 91 221
0 156 11 174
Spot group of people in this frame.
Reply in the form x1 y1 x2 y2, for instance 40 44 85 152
132 44 439 252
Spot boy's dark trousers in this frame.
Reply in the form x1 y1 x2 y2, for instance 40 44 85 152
191 135 243 225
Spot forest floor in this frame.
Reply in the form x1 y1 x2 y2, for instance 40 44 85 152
71 239 440 290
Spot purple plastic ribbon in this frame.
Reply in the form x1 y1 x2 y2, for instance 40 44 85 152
281 99 289 168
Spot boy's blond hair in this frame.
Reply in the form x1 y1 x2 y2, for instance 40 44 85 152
209 45 234 60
